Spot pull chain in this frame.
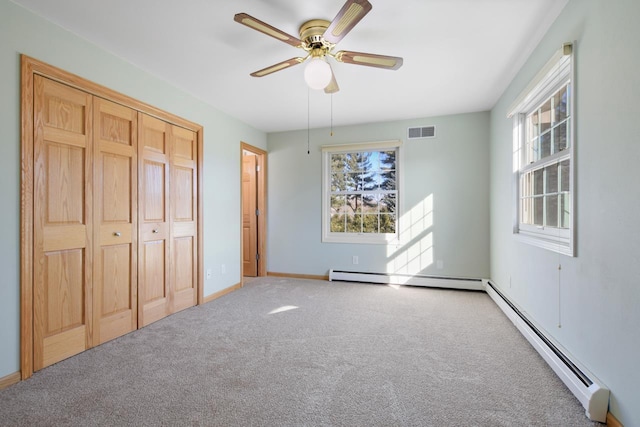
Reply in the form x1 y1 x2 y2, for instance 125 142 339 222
558 263 562 328
307 87 310 154
330 93 334 137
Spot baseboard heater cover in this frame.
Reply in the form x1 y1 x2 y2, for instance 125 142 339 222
486 281 609 423
328 269 484 291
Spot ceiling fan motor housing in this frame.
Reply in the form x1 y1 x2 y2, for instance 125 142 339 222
299 19 334 55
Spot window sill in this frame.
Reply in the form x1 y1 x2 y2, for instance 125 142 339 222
323 233 398 245
514 230 574 257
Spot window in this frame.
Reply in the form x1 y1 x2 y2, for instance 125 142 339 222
322 141 401 244
508 43 574 256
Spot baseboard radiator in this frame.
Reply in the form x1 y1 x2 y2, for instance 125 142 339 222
486 281 609 423
328 269 485 291
328 270 609 423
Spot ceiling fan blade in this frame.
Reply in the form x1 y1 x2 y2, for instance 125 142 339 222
234 13 302 48
323 0 372 44
250 57 305 77
334 50 403 70
324 64 340 94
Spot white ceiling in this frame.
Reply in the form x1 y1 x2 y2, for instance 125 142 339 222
12 0 568 133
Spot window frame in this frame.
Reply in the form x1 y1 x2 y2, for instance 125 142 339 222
321 140 402 245
508 43 575 256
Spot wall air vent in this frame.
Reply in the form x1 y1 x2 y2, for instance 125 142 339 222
407 126 436 140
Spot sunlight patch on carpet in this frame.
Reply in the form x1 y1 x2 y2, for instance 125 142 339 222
268 305 299 315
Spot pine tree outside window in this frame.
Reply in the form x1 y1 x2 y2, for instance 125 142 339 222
322 141 402 244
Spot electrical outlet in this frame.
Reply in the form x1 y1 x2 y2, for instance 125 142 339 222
436 260 443 269
206 269 212 279
352 256 358 265
221 264 226 275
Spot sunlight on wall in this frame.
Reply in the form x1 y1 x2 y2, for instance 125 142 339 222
386 194 434 282
513 118 521 173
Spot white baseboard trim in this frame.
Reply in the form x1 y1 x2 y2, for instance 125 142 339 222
328 269 484 291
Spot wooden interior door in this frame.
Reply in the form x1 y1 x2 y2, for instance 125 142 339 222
93 98 138 344
33 76 93 370
242 153 258 277
170 125 198 313
138 113 170 326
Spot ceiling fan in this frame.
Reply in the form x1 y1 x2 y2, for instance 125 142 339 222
234 0 403 94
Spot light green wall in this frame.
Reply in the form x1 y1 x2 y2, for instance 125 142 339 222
5 0 638 423
489 0 640 424
267 112 490 279
0 0 266 378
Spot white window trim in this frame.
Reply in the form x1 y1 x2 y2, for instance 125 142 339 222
321 140 403 245
508 42 576 256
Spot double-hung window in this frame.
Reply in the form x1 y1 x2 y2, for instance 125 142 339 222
508 43 575 256
322 141 401 244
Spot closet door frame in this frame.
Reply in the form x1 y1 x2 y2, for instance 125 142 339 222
20 55 204 379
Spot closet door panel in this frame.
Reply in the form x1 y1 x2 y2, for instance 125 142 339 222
138 114 171 325
98 244 134 341
143 160 166 220
93 98 137 345
170 126 198 313
174 166 194 219
173 236 194 310
33 76 93 370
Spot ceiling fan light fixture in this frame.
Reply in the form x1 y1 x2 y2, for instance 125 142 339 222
235 0 403 93
304 57 332 90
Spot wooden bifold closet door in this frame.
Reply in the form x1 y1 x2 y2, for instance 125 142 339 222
138 114 171 326
28 65 200 373
32 76 94 370
138 114 198 326
32 78 140 367
169 124 198 313
93 98 138 345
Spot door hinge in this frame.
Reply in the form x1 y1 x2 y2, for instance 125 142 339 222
256 209 260 216
256 165 260 172
256 253 260 261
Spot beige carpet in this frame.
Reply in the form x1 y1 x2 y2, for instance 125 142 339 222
0 277 601 426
